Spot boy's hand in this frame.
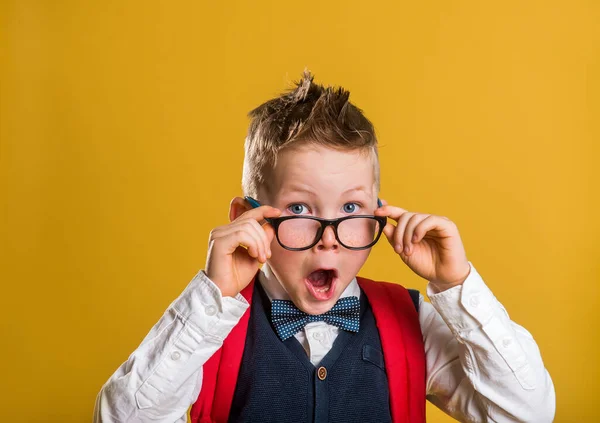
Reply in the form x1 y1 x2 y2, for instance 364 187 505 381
375 199 470 292
205 206 281 297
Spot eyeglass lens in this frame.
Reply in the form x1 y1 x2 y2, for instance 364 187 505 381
277 217 381 249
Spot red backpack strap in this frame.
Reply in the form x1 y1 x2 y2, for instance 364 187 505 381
190 277 256 423
190 348 222 423
357 277 426 423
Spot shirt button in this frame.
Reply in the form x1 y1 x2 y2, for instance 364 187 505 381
469 296 480 308
317 366 327 381
171 351 181 361
313 332 321 339
502 338 512 348
205 305 217 316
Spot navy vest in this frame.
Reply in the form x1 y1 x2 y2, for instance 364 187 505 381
228 281 419 423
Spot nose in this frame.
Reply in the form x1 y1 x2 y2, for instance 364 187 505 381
316 224 339 251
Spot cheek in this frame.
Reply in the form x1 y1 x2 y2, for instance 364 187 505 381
268 242 301 273
266 247 308 295
342 250 371 273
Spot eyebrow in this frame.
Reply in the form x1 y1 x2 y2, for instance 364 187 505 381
283 186 316 197
283 185 370 197
342 186 369 196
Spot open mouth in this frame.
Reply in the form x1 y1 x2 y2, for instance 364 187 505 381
305 268 338 301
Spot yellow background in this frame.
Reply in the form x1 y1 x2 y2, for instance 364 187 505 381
1 1 598 422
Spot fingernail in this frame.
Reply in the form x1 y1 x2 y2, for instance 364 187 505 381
412 234 417 242
404 244 410 254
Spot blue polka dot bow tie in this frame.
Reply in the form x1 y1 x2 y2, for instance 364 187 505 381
270 296 360 341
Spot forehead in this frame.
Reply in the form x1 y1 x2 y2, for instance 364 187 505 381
268 144 376 199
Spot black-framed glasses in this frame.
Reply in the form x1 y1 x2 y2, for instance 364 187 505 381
245 196 387 251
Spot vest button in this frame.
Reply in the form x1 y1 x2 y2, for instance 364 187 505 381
317 366 327 381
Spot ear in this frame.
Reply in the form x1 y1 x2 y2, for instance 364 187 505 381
229 197 251 222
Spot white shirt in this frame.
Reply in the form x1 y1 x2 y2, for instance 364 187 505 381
93 261 556 423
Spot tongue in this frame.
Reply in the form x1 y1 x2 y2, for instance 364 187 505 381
308 270 330 287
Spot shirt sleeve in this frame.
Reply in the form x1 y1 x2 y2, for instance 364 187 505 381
420 261 556 423
93 270 249 423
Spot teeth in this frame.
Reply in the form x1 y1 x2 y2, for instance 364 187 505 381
316 287 330 293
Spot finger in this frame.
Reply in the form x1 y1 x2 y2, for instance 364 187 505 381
238 221 269 261
219 221 267 262
237 205 282 225
262 222 277 251
244 217 272 258
393 211 415 254
222 207 279 260
246 206 281 254
382 221 406 256
382 211 414 254
220 230 263 262
382 221 396 244
403 214 429 254
413 215 456 242
374 204 410 222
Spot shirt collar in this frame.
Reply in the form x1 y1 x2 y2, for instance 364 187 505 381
258 262 361 304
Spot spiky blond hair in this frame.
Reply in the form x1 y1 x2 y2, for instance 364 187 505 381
242 71 379 197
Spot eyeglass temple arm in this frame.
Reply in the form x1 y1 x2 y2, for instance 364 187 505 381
244 196 261 208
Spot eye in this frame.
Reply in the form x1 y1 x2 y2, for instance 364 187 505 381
288 203 309 215
342 202 359 213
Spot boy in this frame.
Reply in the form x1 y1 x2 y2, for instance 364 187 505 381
94 72 555 422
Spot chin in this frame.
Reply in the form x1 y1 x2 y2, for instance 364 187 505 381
296 292 341 315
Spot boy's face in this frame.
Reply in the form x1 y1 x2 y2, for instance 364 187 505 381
261 144 378 315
